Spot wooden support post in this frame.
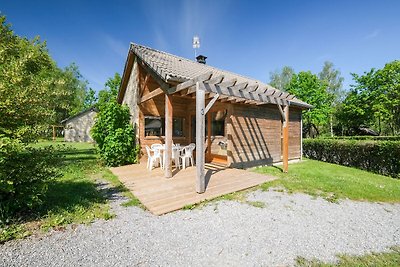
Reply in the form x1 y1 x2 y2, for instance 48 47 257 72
207 112 211 162
165 94 173 178
196 82 206 193
282 105 289 173
52 125 56 141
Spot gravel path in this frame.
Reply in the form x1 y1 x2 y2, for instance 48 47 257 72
1 188 399 267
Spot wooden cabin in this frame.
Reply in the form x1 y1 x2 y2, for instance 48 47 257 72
117 43 311 193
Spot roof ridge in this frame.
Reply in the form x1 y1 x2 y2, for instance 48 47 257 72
130 42 269 87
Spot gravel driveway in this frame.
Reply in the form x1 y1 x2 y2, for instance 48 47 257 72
1 188 399 267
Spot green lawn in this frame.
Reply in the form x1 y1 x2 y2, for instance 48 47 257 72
1 139 141 243
255 159 400 203
296 246 400 267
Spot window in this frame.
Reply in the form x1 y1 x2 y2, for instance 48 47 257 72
173 118 184 137
211 110 226 136
145 117 163 137
144 116 185 137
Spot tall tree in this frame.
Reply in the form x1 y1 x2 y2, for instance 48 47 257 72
0 15 89 141
0 16 57 140
84 88 97 109
269 66 295 91
286 71 333 137
318 61 344 136
97 73 121 108
339 61 400 135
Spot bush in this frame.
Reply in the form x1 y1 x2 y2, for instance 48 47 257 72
320 136 400 141
91 101 138 167
0 137 63 224
303 139 400 178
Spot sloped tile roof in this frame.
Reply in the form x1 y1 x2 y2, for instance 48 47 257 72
129 43 311 108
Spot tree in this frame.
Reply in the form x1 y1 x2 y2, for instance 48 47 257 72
0 16 89 140
53 63 89 122
0 16 58 140
84 88 97 109
318 61 344 136
286 71 333 137
97 73 121 108
338 61 400 135
269 66 295 91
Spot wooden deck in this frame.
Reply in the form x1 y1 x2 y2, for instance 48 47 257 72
110 163 276 215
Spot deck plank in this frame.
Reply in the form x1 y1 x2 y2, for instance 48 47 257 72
110 163 276 215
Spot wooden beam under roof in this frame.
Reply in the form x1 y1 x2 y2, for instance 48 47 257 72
139 87 164 103
136 57 170 92
207 75 225 84
200 83 288 106
243 84 259 92
230 82 248 91
168 71 213 94
219 78 237 88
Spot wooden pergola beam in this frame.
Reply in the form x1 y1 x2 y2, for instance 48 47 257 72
169 71 213 94
200 83 288 106
139 87 164 103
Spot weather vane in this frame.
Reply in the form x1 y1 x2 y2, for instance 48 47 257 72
192 35 200 58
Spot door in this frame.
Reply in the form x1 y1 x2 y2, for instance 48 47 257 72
190 110 228 165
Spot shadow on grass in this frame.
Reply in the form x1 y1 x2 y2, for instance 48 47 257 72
272 165 284 172
28 179 106 222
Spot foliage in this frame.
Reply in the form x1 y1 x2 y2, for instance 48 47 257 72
84 88 98 109
255 159 400 203
97 72 121 109
303 138 400 178
318 61 344 105
0 137 63 225
92 74 138 167
1 140 141 243
53 63 89 122
286 71 333 136
337 60 400 135
320 136 400 141
0 16 89 141
269 66 295 91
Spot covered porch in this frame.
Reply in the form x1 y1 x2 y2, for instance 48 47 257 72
110 162 276 215
142 70 293 194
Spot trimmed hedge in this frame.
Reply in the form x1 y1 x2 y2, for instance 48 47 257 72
320 136 400 141
303 139 400 178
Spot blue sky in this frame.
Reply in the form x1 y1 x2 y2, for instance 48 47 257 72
2 0 399 92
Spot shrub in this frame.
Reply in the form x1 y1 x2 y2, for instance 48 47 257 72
0 137 63 224
320 136 400 141
303 138 400 178
91 101 138 167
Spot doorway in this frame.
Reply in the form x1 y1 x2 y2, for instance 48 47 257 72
190 110 228 165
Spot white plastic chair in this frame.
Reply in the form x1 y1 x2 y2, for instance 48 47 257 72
145 146 163 170
172 146 181 169
180 143 195 169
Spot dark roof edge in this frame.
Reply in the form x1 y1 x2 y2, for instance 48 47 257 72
61 106 98 124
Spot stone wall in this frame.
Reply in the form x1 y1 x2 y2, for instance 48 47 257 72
64 110 97 142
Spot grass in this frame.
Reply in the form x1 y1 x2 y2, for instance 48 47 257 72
296 246 400 267
255 159 400 203
1 138 142 243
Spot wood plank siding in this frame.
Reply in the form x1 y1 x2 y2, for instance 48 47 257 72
122 58 303 168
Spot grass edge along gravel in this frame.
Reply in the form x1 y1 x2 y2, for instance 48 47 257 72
0 140 143 243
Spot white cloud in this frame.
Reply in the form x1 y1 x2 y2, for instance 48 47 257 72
103 33 129 58
364 29 380 40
